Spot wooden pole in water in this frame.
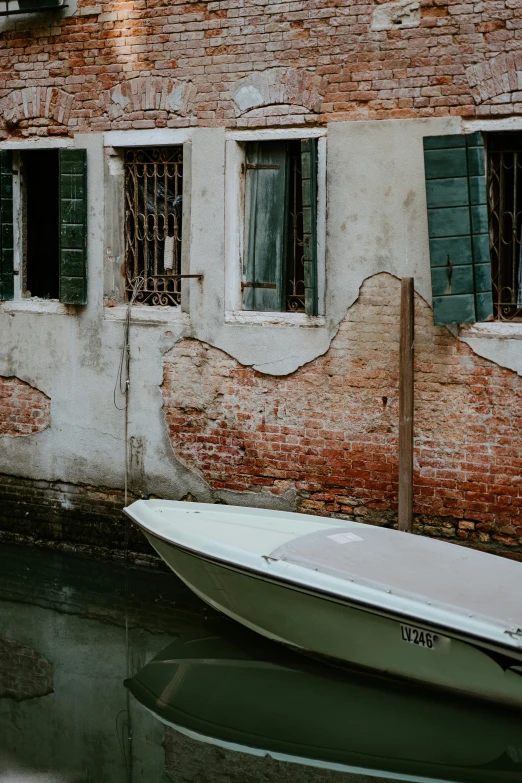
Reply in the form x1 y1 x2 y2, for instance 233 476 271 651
398 277 414 533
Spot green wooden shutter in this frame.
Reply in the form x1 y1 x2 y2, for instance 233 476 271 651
243 141 288 311
301 139 318 316
423 133 493 325
59 148 87 305
0 150 14 301
467 133 493 322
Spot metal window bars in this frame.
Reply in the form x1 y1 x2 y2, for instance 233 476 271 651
487 133 522 321
124 147 183 306
286 146 305 312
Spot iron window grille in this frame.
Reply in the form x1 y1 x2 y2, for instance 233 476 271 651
124 146 183 306
486 132 522 321
287 146 305 312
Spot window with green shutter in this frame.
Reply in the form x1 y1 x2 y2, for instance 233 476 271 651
243 139 318 315
423 132 493 325
59 148 87 305
0 148 88 305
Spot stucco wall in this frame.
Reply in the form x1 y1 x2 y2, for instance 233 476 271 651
1 115 522 553
0 117 457 490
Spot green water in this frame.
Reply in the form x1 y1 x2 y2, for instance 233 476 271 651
0 543 520 783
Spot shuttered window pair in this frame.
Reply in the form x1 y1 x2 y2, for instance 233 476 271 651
0 148 87 305
423 132 493 325
242 139 318 315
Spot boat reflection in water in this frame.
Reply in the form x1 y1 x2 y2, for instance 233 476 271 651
125 620 522 783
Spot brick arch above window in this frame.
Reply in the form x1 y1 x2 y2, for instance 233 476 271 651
0 87 74 126
231 68 324 117
101 77 196 121
466 53 522 106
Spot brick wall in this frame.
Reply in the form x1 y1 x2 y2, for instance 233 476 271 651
162 273 522 559
0 473 153 560
0 0 518 137
0 376 50 436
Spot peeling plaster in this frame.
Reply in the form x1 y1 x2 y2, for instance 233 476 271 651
459 336 522 377
5 117 522 503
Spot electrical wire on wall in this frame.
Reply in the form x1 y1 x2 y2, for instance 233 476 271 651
114 276 144 507
113 276 144 783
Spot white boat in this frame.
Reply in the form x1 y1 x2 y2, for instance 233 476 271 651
124 499 522 708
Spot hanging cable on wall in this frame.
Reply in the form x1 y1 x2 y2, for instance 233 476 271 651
114 276 144 507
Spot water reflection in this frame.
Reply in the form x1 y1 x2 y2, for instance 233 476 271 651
1 543 521 783
126 624 522 783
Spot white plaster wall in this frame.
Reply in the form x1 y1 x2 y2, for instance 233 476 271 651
2 115 521 498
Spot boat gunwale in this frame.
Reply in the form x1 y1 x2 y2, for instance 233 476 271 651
124 507 522 666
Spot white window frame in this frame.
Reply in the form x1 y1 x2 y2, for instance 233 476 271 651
102 129 193 319
461 117 522 337
224 127 327 322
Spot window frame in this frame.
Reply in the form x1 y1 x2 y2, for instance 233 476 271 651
1 140 73 304
224 128 327 320
460 119 522 330
103 129 192 313
484 130 522 322
0 138 87 310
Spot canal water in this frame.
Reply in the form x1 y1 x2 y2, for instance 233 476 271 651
1 541 521 783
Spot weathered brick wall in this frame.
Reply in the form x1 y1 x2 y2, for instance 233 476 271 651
162 273 522 558
0 0 519 137
0 376 50 436
0 473 152 560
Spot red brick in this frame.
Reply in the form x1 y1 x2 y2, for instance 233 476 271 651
161 274 522 556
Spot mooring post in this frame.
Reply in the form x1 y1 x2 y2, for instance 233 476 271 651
398 277 414 533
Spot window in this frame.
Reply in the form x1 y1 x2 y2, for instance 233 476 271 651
0 147 87 305
124 146 183 306
242 139 318 315
486 132 522 321
22 150 59 299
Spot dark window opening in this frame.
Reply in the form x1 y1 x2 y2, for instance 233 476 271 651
22 149 60 299
486 132 522 321
124 146 183 306
242 138 317 314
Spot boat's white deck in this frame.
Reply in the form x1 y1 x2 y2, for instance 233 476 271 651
144 501 356 556
270 525 522 629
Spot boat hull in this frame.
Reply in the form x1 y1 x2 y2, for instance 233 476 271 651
145 531 522 709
